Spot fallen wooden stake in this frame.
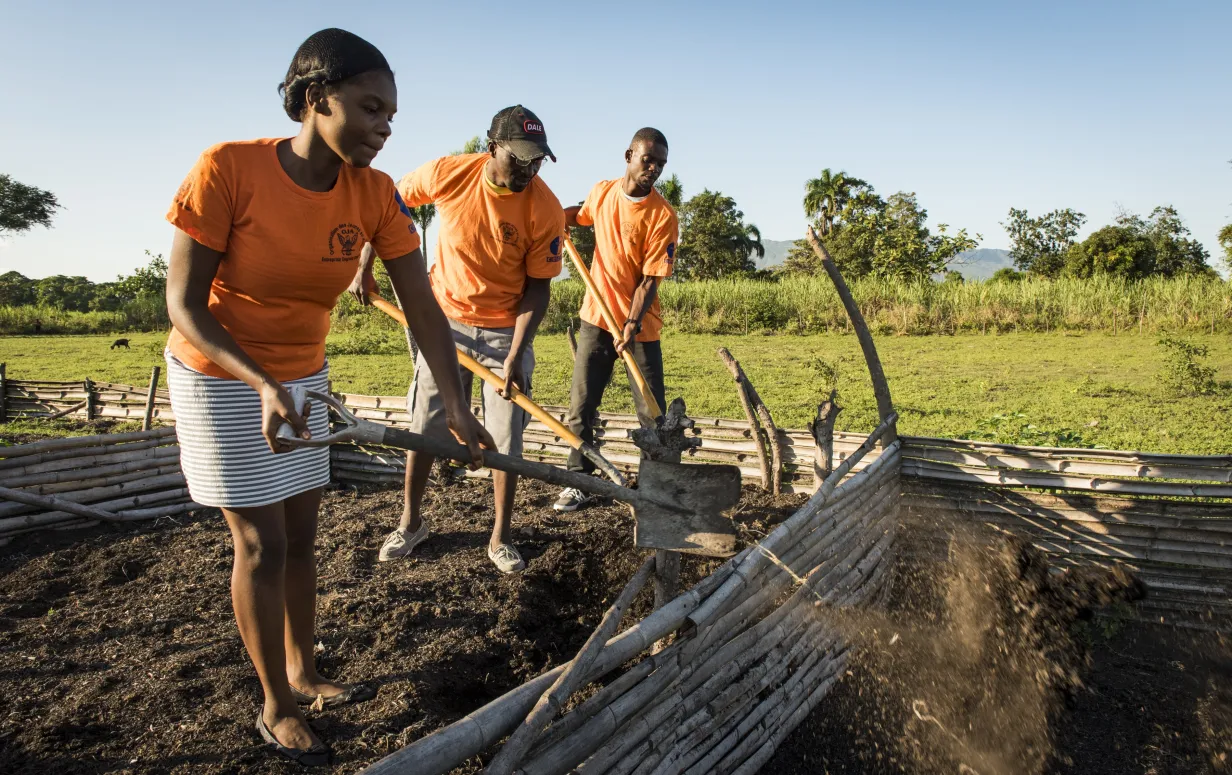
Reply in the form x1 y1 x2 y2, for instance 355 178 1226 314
0 485 122 522
486 555 656 775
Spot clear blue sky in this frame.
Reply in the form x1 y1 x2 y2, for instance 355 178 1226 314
2 0 1229 280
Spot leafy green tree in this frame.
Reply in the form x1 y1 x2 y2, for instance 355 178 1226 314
1062 207 1212 279
455 136 487 155
0 270 35 306
35 275 96 312
675 190 764 280
803 169 866 235
655 174 684 209
1001 208 1086 276
112 251 168 301
0 174 61 234
990 267 1025 283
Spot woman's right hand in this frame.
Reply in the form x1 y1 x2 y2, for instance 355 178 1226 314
445 403 496 470
348 242 378 306
260 382 311 453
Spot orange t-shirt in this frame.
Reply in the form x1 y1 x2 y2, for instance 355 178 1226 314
576 179 679 342
166 138 421 381
399 153 565 329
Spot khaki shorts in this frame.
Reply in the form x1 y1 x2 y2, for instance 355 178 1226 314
408 318 534 456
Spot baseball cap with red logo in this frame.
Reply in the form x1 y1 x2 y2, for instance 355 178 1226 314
487 105 556 163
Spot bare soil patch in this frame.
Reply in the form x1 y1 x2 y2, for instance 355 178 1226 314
0 476 801 774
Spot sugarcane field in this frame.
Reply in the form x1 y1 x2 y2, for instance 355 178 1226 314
3 4 1231 775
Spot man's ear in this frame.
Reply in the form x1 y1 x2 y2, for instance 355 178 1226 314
488 140 498 158
624 148 633 163
305 82 332 116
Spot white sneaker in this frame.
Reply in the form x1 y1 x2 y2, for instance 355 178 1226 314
553 487 587 513
488 543 526 574
378 519 430 562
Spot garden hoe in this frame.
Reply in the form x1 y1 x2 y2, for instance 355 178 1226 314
279 389 742 557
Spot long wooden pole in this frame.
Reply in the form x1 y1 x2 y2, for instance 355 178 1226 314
561 235 662 419
142 366 161 431
806 227 895 436
717 348 771 490
0 485 123 522
366 294 625 485
0 362 7 423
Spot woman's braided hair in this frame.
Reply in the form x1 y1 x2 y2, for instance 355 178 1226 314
279 28 393 121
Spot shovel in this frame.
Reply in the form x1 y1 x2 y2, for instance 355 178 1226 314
364 293 628 487
281 389 741 557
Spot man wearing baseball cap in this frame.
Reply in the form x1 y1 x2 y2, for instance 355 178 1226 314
356 105 565 573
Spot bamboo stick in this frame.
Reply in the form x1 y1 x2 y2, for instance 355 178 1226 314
5 449 180 487
0 427 176 460
487 556 656 775
41 400 87 421
362 560 741 775
716 348 771 491
0 485 121 522
903 434 1232 466
901 459 1232 498
12 464 183 498
0 362 6 422
0 437 175 472
0 472 186 519
904 444 1232 483
84 377 95 420
0 487 191 534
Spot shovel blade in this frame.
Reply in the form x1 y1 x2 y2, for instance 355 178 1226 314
633 459 742 557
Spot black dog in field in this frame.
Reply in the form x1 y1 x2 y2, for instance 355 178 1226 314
110 338 130 350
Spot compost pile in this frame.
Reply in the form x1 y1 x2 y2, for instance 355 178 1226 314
770 525 1230 775
0 476 801 775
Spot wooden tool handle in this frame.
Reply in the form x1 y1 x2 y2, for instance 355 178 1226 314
380 426 629 502
369 295 587 448
562 235 664 419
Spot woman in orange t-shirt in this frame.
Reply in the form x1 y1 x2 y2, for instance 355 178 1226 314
164 28 491 766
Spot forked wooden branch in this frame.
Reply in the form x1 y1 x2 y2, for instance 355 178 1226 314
0 485 122 522
486 555 656 775
43 400 87 421
809 391 842 489
716 347 771 490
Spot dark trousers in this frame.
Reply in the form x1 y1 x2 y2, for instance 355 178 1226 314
565 321 667 474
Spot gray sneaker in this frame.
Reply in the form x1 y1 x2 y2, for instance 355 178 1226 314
488 543 526 573
378 519 430 562
553 487 587 513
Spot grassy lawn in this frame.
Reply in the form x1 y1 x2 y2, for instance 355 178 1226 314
2 332 1229 454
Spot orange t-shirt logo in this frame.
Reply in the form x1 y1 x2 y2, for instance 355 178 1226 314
329 223 364 258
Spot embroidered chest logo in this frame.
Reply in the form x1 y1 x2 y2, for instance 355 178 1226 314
328 223 364 260
498 221 520 246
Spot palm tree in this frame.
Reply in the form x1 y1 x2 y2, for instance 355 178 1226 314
736 223 765 270
803 169 865 235
411 204 436 263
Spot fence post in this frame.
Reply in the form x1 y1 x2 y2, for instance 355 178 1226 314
0 362 7 423
809 390 842 492
142 366 161 431
84 378 95 421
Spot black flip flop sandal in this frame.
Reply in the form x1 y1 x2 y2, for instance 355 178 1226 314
290 683 377 708
255 715 331 768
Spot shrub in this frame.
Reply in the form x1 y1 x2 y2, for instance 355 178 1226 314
1156 337 1218 395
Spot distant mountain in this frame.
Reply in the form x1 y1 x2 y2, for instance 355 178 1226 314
757 239 796 270
752 241 1015 280
946 248 1015 279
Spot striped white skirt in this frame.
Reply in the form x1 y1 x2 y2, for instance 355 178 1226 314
165 352 331 509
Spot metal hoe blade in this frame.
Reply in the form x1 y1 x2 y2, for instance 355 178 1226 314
633 459 741 557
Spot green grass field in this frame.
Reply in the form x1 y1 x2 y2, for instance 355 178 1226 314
2 332 1229 454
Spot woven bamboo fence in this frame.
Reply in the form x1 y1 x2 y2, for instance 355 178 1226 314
899 437 1232 632
0 365 173 426
0 426 205 544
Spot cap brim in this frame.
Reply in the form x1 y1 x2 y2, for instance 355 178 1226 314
506 138 556 163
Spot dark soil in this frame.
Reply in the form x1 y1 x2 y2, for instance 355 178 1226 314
0 477 801 774
769 537 1232 775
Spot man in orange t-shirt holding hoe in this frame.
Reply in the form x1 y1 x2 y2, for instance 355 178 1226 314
554 128 679 513
361 106 566 573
